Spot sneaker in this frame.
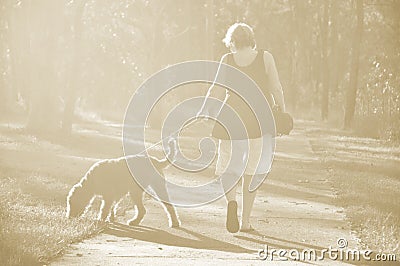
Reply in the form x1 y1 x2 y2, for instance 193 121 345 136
226 201 239 233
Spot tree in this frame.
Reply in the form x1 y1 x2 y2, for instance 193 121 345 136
1 0 398 141
320 0 330 120
26 0 64 132
62 0 88 134
344 0 364 129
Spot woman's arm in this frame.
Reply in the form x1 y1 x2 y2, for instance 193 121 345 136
263 51 286 112
196 54 230 118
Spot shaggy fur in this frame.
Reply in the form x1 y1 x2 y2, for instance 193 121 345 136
66 141 180 227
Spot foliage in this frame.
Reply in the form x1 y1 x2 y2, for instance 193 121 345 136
0 0 398 139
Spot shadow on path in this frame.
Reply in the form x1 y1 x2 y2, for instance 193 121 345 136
235 232 324 252
105 222 253 254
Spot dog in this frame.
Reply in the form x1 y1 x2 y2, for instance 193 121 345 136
66 139 180 227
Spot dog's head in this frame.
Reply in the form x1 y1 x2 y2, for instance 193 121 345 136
66 183 90 218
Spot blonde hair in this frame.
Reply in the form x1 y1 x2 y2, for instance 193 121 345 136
222 22 256 50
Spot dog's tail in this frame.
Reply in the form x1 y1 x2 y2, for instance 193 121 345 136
152 138 177 170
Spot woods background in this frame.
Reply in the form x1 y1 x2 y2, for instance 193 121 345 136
0 0 399 141
0 1 399 265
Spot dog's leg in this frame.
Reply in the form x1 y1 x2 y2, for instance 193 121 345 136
112 196 124 219
110 201 119 223
153 184 180 228
82 196 97 218
161 202 180 228
99 198 113 221
127 192 146 226
108 201 118 223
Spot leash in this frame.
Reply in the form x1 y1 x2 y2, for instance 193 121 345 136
138 53 231 154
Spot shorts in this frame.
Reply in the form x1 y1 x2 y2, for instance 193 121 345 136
215 134 274 176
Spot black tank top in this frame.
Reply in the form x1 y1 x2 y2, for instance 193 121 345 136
212 50 273 139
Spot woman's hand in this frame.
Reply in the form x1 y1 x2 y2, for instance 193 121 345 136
263 51 286 112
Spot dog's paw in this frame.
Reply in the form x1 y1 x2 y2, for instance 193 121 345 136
170 219 181 228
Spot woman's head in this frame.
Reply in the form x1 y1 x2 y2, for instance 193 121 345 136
222 22 256 52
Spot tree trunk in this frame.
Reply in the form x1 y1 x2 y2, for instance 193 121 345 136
344 0 363 129
7 1 30 114
320 0 330 120
27 0 61 133
0 3 10 116
329 1 340 88
288 0 300 113
62 0 87 134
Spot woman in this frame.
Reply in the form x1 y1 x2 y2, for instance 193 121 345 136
198 22 286 233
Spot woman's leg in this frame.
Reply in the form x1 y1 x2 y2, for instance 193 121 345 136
217 138 238 202
224 179 239 233
225 189 239 233
241 174 257 230
224 183 237 202
216 138 241 233
241 135 270 230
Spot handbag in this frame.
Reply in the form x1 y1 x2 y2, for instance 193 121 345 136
272 105 293 135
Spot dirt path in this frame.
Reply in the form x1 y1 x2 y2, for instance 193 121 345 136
52 122 358 265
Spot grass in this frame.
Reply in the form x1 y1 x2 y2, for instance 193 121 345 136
1 119 398 264
0 121 118 266
0 178 103 265
331 163 400 254
308 127 400 255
